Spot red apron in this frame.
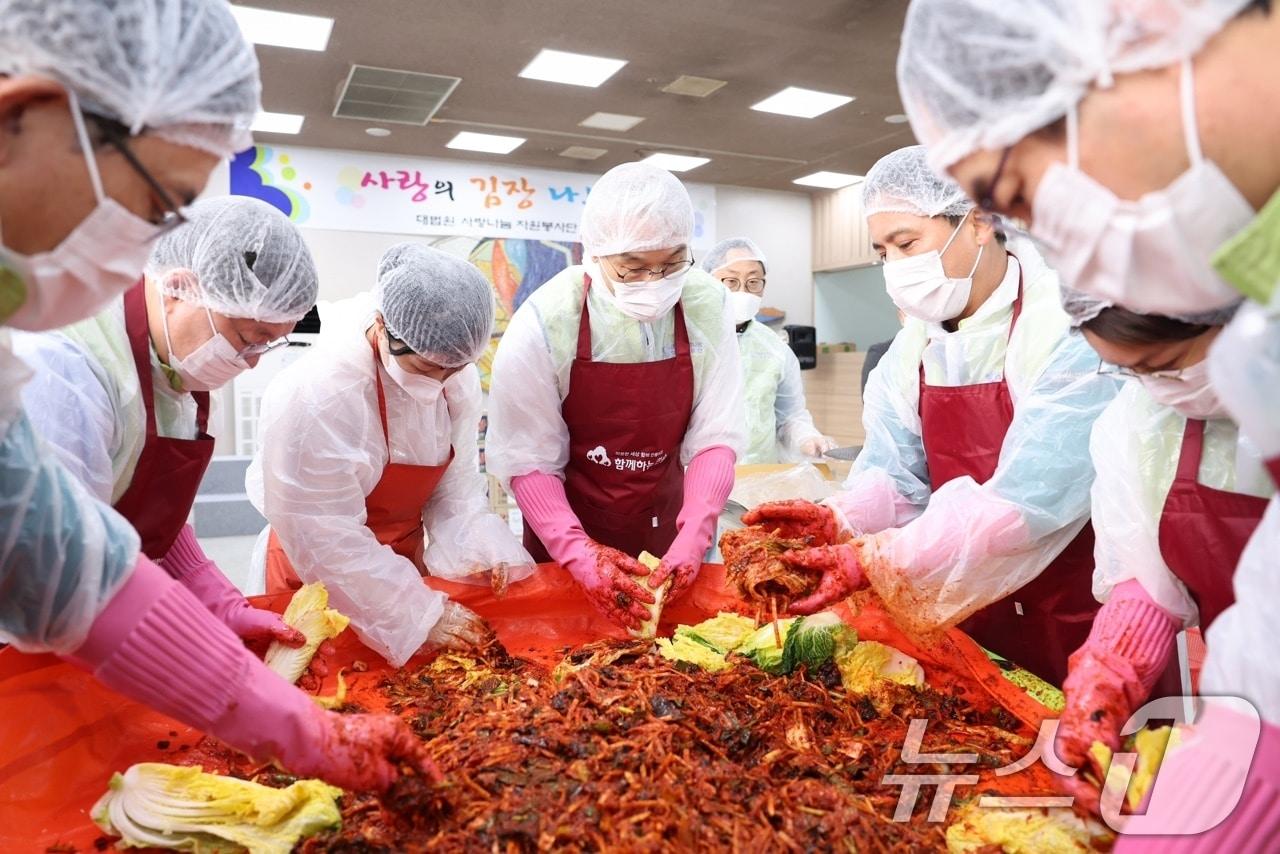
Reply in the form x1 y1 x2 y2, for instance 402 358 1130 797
917 268 1100 685
523 275 695 561
1157 418 1269 632
111 281 214 560
265 340 454 593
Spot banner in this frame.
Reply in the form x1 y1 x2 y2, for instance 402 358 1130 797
228 144 717 247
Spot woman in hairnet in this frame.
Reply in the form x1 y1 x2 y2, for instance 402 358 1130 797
487 162 745 632
1051 289 1273 810
745 145 1118 684
701 237 834 464
0 0 434 795
15 196 315 650
249 243 533 668
896 0 1279 838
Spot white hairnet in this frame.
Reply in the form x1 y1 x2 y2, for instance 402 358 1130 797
863 145 974 218
579 162 694 258
1061 284 1242 329
897 0 1251 172
150 197 317 324
376 243 495 368
701 237 768 276
0 0 261 158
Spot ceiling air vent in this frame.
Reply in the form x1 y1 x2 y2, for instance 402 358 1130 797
333 65 461 125
559 146 608 160
661 75 727 98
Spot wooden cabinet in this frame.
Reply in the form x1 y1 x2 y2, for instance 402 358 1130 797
811 183 880 272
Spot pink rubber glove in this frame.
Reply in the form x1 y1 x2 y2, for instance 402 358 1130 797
783 543 870 613
742 498 845 546
160 524 303 647
1113 701 1279 851
1054 580 1179 812
68 556 439 793
511 472 654 630
648 445 735 601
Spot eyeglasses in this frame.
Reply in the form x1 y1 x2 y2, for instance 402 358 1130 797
237 336 291 358
604 255 695 283
719 276 766 294
83 113 189 240
976 146 1013 213
1097 360 1184 380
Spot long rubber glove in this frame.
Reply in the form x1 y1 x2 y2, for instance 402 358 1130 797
649 445 736 600
511 471 654 630
160 523 302 646
782 542 870 613
742 498 847 546
1054 579 1179 810
67 556 439 792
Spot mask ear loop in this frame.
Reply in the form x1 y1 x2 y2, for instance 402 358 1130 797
1179 57 1204 166
66 91 106 204
1066 101 1081 170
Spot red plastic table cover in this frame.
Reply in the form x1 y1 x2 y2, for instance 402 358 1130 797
0 563 1053 850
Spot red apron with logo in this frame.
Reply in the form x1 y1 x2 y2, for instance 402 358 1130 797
112 281 214 560
266 341 453 593
917 270 1100 685
523 276 695 561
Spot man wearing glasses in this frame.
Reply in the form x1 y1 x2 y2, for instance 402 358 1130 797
15 196 316 649
702 237 834 464
488 162 745 632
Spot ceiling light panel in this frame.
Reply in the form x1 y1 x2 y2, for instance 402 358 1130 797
792 171 862 189
251 111 305 134
519 49 627 88
230 5 333 51
641 153 711 172
578 112 645 132
752 86 854 118
446 131 526 154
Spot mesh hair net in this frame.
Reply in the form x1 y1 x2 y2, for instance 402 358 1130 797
701 237 768 276
897 0 1251 171
579 162 694 258
0 0 261 158
376 243 495 367
863 145 974 218
1061 284 1241 329
149 197 318 323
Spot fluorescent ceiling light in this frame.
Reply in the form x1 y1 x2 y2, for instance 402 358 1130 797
251 111 305 135
446 131 526 154
230 5 333 51
793 171 862 189
641 153 710 173
752 86 854 118
579 111 644 132
519 48 627 88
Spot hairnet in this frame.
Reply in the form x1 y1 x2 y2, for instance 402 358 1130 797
149 197 318 324
376 243 495 367
0 0 261 158
863 145 974 218
1061 283 1242 329
897 0 1251 172
701 237 768 276
579 162 694 258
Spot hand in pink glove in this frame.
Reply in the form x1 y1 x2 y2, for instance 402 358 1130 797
649 446 736 601
1052 580 1178 813
742 498 844 546
160 524 303 647
783 543 869 613
293 709 443 792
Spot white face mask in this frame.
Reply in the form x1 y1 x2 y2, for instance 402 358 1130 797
728 290 763 325
2 92 159 332
1031 59 1253 318
1139 358 1226 420
382 340 445 406
587 258 685 323
882 211 981 323
161 295 251 392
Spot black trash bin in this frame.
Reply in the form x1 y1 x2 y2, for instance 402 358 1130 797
784 324 817 370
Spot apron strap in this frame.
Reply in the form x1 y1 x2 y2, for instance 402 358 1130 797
369 337 393 457
578 273 691 361
1174 418 1207 483
672 300 691 358
124 280 209 437
1005 255 1025 344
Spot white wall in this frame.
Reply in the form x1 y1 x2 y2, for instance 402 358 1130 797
814 264 900 349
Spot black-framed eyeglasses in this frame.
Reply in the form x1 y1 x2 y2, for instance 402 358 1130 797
976 146 1013 213
719 276 766 294
604 255 696 283
83 112 189 240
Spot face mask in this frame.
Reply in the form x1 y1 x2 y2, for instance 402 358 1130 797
1139 358 1226 420
382 339 445 406
728 290 763 325
2 92 158 331
1031 59 1254 318
882 211 981 323
587 258 685 323
161 294 250 392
